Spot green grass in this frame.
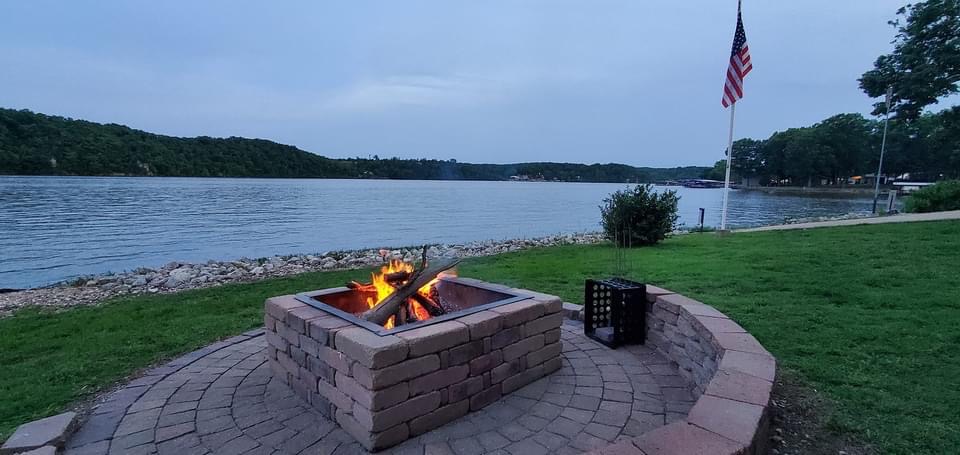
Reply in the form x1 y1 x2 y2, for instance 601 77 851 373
2 221 959 453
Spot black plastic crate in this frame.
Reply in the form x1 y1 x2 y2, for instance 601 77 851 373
583 278 646 348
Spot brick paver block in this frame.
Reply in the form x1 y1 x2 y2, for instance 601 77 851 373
307 315 353 346
265 295 307 321
456 310 504 340
490 299 546 327
395 321 469 357
352 354 440 390
335 327 409 368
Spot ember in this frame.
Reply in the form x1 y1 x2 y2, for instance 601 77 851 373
347 249 458 329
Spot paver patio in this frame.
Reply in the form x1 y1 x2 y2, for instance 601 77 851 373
63 321 692 455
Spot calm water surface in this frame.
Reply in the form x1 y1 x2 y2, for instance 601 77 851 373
0 176 877 288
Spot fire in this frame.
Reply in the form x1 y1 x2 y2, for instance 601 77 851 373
361 259 455 329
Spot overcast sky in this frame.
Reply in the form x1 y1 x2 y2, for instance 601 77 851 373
0 1 907 167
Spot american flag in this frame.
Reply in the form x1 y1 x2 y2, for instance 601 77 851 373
722 1 752 108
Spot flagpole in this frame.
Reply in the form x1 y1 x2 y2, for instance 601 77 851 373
720 103 736 231
872 87 893 214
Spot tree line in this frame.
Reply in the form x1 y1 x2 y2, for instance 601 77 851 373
706 0 959 186
0 108 707 183
702 108 960 185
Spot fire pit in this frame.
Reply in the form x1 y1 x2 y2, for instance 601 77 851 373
263 258 564 451
295 259 530 335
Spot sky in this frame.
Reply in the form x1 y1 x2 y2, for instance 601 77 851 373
0 1 909 167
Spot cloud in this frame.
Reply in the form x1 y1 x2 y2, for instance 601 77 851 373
318 67 607 114
316 74 507 113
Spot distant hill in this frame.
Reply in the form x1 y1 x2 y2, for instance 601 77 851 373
0 108 708 182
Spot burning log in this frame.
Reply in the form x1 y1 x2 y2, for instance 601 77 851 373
384 271 411 284
411 293 445 317
346 272 411 290
360 258 460 326
396 305 408 325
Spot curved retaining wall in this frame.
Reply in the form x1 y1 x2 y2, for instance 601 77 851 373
589 286 776 455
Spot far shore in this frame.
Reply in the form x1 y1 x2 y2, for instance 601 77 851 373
737 185 884 196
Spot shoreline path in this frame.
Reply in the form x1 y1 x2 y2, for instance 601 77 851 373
734 210 960 233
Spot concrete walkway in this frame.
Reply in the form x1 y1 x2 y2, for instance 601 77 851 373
735 210 960 233
63 321 692 455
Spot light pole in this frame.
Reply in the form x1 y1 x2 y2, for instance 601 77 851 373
872 87 893 214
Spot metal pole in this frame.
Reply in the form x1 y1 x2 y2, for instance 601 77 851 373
720 103 736 230
872 88 892 214
872 110 891 213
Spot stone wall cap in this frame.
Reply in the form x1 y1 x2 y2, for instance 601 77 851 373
17 446 57 455
264 295 306 320
561 302 583 321
511 289 563 305
455 310 504 340
713 332 770 356
631 421 747 455
395 320 469 357
1 411 77 454
687 395 765 446
645 285 675 296
658 294 728 319
704 369 774 407
692 314 747 334
336 326 409 368
718 350 777 382
490 299 546 326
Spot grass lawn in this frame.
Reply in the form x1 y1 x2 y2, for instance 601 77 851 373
2 220 959 453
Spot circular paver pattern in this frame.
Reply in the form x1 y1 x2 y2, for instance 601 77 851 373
65 321 694 455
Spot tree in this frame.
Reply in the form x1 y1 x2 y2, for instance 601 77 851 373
702 160 727 181
731 138 766 181
859 0 960 120
813 114 875 182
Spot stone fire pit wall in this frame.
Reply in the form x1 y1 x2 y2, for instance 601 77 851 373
263 279 564 451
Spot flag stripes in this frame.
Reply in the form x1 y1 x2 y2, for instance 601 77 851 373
722 2 752 108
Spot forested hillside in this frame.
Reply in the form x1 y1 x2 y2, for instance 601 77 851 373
702 109 960 185
0 108 706 182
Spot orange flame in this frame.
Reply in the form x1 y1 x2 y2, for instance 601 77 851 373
362 259 456 329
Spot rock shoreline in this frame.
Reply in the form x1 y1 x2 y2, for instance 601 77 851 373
0 233 604 317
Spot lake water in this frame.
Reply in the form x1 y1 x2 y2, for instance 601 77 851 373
0 176 878 288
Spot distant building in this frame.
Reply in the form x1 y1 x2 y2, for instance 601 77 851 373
740 176 761 187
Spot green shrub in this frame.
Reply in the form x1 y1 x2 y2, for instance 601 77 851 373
600 184 679 247
905 180 960 213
